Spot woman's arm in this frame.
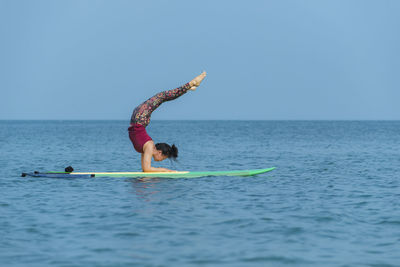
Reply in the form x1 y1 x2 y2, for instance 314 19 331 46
141 144 175 172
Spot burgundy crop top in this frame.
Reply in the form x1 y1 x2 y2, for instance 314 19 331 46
128 124 152 153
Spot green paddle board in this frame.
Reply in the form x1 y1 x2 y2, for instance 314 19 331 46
21 167 275 179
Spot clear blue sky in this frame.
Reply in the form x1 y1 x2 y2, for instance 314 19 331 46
1 0 399 120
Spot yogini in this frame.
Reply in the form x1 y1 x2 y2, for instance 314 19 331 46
129 71 206 172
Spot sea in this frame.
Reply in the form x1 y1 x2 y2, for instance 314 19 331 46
0 120 399 267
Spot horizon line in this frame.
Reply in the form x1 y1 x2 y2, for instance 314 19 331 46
1 119 399 121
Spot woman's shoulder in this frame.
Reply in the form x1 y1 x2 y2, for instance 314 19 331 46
142 140 155 152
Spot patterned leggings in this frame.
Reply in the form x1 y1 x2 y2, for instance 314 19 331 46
130 82 192 126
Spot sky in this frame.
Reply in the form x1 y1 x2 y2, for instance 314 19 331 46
1 0 399 120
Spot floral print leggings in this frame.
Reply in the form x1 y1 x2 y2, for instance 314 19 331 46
130 82 192 127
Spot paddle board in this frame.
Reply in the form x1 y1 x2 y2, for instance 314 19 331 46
21 167 275 179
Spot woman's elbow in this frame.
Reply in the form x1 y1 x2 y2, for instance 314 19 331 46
142 166 152 172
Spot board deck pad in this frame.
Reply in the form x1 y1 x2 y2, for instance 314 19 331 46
21 167 275 179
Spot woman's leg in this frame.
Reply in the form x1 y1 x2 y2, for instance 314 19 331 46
130 83 192 126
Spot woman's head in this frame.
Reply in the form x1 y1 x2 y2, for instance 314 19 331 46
154 143 178 161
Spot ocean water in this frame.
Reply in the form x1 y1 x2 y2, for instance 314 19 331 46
0 120 399 266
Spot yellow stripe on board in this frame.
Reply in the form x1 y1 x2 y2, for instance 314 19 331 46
72 171 190 175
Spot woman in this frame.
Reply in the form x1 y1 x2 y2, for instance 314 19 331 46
129 71 207 172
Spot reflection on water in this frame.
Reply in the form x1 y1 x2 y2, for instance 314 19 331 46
130 177 161 201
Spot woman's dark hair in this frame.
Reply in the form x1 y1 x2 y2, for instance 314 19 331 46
155 143 178 160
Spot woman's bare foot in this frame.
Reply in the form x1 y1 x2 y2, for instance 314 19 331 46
189 71 207 90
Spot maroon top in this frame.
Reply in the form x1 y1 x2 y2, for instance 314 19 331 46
128 124 152 153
